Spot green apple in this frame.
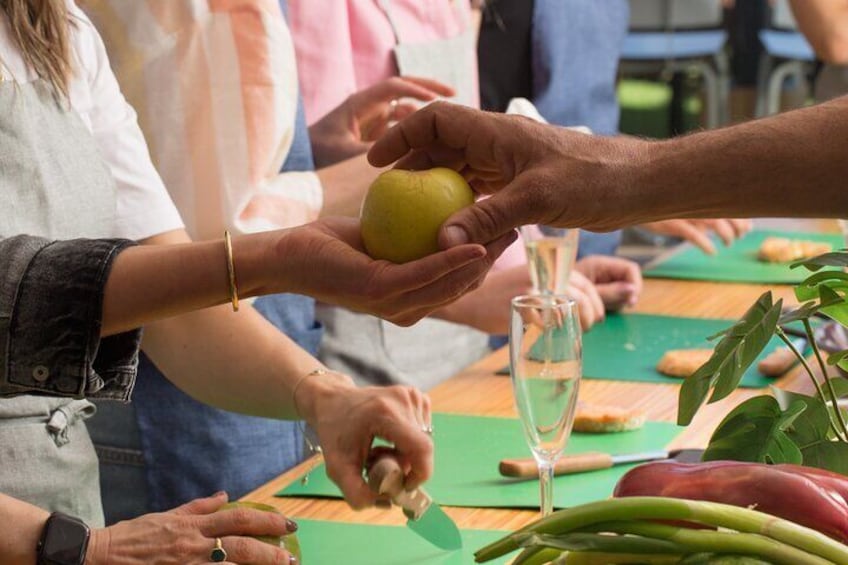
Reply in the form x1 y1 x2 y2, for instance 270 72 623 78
360 167 475 263
218 501 302 562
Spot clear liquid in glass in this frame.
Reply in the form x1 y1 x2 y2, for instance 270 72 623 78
524 233 578 295
513 363 580 461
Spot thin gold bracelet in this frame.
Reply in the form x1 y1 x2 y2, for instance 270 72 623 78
223 230 239 312
291 368 328 416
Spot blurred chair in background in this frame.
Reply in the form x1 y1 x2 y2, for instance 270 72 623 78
620 0 730 128
755 0 816 116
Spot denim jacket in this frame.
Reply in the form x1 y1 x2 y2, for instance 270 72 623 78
0 235 142 401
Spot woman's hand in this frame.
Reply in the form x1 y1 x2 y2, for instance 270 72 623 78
85 492 295 564
574 255 642 311
254 217 515 326
296 373 433 509
309 77 454 168
639 219 753 255
567 255 642 330
567 269 606 331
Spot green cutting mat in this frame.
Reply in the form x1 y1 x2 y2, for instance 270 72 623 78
278 413 680 509
296 519 509 564
581 313 783 388
644 229 843 284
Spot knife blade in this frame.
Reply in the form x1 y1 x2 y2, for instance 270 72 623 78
499 449 675 479
368 454 463 550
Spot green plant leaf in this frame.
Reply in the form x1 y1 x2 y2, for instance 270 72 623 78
793 273 848 327
819 287 848 328
819 378 848 440
827 349 848 371
678 293 783 426
800 440 848 475
773 388 833 447
791 250 848 272
825 377 848 397
778 301 821 326
702 395 805 464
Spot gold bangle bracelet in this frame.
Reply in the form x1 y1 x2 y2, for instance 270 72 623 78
223 230 239 312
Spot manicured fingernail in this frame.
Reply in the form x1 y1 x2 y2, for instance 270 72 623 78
286 518 299 532
444 225 469 247
289 555 298 565
213 491 227 497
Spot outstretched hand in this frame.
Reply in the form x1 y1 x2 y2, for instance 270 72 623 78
274 216 515 326
310 77 455 168
367 102 647 248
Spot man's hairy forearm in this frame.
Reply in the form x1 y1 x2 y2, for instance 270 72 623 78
630 96 848 222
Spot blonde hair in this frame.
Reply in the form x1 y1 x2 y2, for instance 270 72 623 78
1 0 72 97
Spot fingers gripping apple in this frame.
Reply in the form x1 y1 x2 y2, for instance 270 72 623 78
360 168 475 263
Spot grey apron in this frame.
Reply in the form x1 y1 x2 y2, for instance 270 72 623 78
378 0 478 108
316 0 487 390
0 71 118 527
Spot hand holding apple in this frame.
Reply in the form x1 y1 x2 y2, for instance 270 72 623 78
217 501 301 562
360 167 475 263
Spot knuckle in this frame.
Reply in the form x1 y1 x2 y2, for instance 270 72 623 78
371 394 397 415
229 508 253 529
170 537 195 559
229 537 253 559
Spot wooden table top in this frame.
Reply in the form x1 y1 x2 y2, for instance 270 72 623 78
243 220 841 534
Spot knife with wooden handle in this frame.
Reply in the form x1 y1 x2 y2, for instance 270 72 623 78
499 450 671 478
367 453 463 550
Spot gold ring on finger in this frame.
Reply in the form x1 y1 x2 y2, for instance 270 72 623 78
210 537 227 562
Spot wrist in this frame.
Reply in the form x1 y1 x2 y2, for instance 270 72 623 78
83 530 108 565
296 369 356 424
602 135 667 228
231 230 286 297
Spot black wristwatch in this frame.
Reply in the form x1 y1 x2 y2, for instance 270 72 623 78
36 512 90 565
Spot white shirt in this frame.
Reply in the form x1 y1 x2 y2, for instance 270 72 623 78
0 1 183 241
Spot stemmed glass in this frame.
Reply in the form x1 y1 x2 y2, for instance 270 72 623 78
509 295 582 516
519 226 579 295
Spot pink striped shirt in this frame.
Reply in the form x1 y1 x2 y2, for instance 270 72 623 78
289 0 480 125
80 0 322 241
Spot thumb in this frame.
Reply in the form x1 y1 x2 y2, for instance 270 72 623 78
169 491 228 516
438 183 539 248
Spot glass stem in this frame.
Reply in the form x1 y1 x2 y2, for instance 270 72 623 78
538 460 555 517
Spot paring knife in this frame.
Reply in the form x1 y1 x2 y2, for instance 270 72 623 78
499 449 702 479
368 454 463 550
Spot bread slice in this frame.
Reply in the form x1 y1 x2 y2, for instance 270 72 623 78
573 403 646 433
758 236 832 263
656 349 714 379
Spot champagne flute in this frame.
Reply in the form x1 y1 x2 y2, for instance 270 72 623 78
520 226 579 295
509 295 582 516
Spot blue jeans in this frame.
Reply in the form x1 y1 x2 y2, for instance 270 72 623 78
89 293 322 523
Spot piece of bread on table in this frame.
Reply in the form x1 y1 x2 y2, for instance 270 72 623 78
758 236 832 263
573 403 646 433
656 349 714 379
